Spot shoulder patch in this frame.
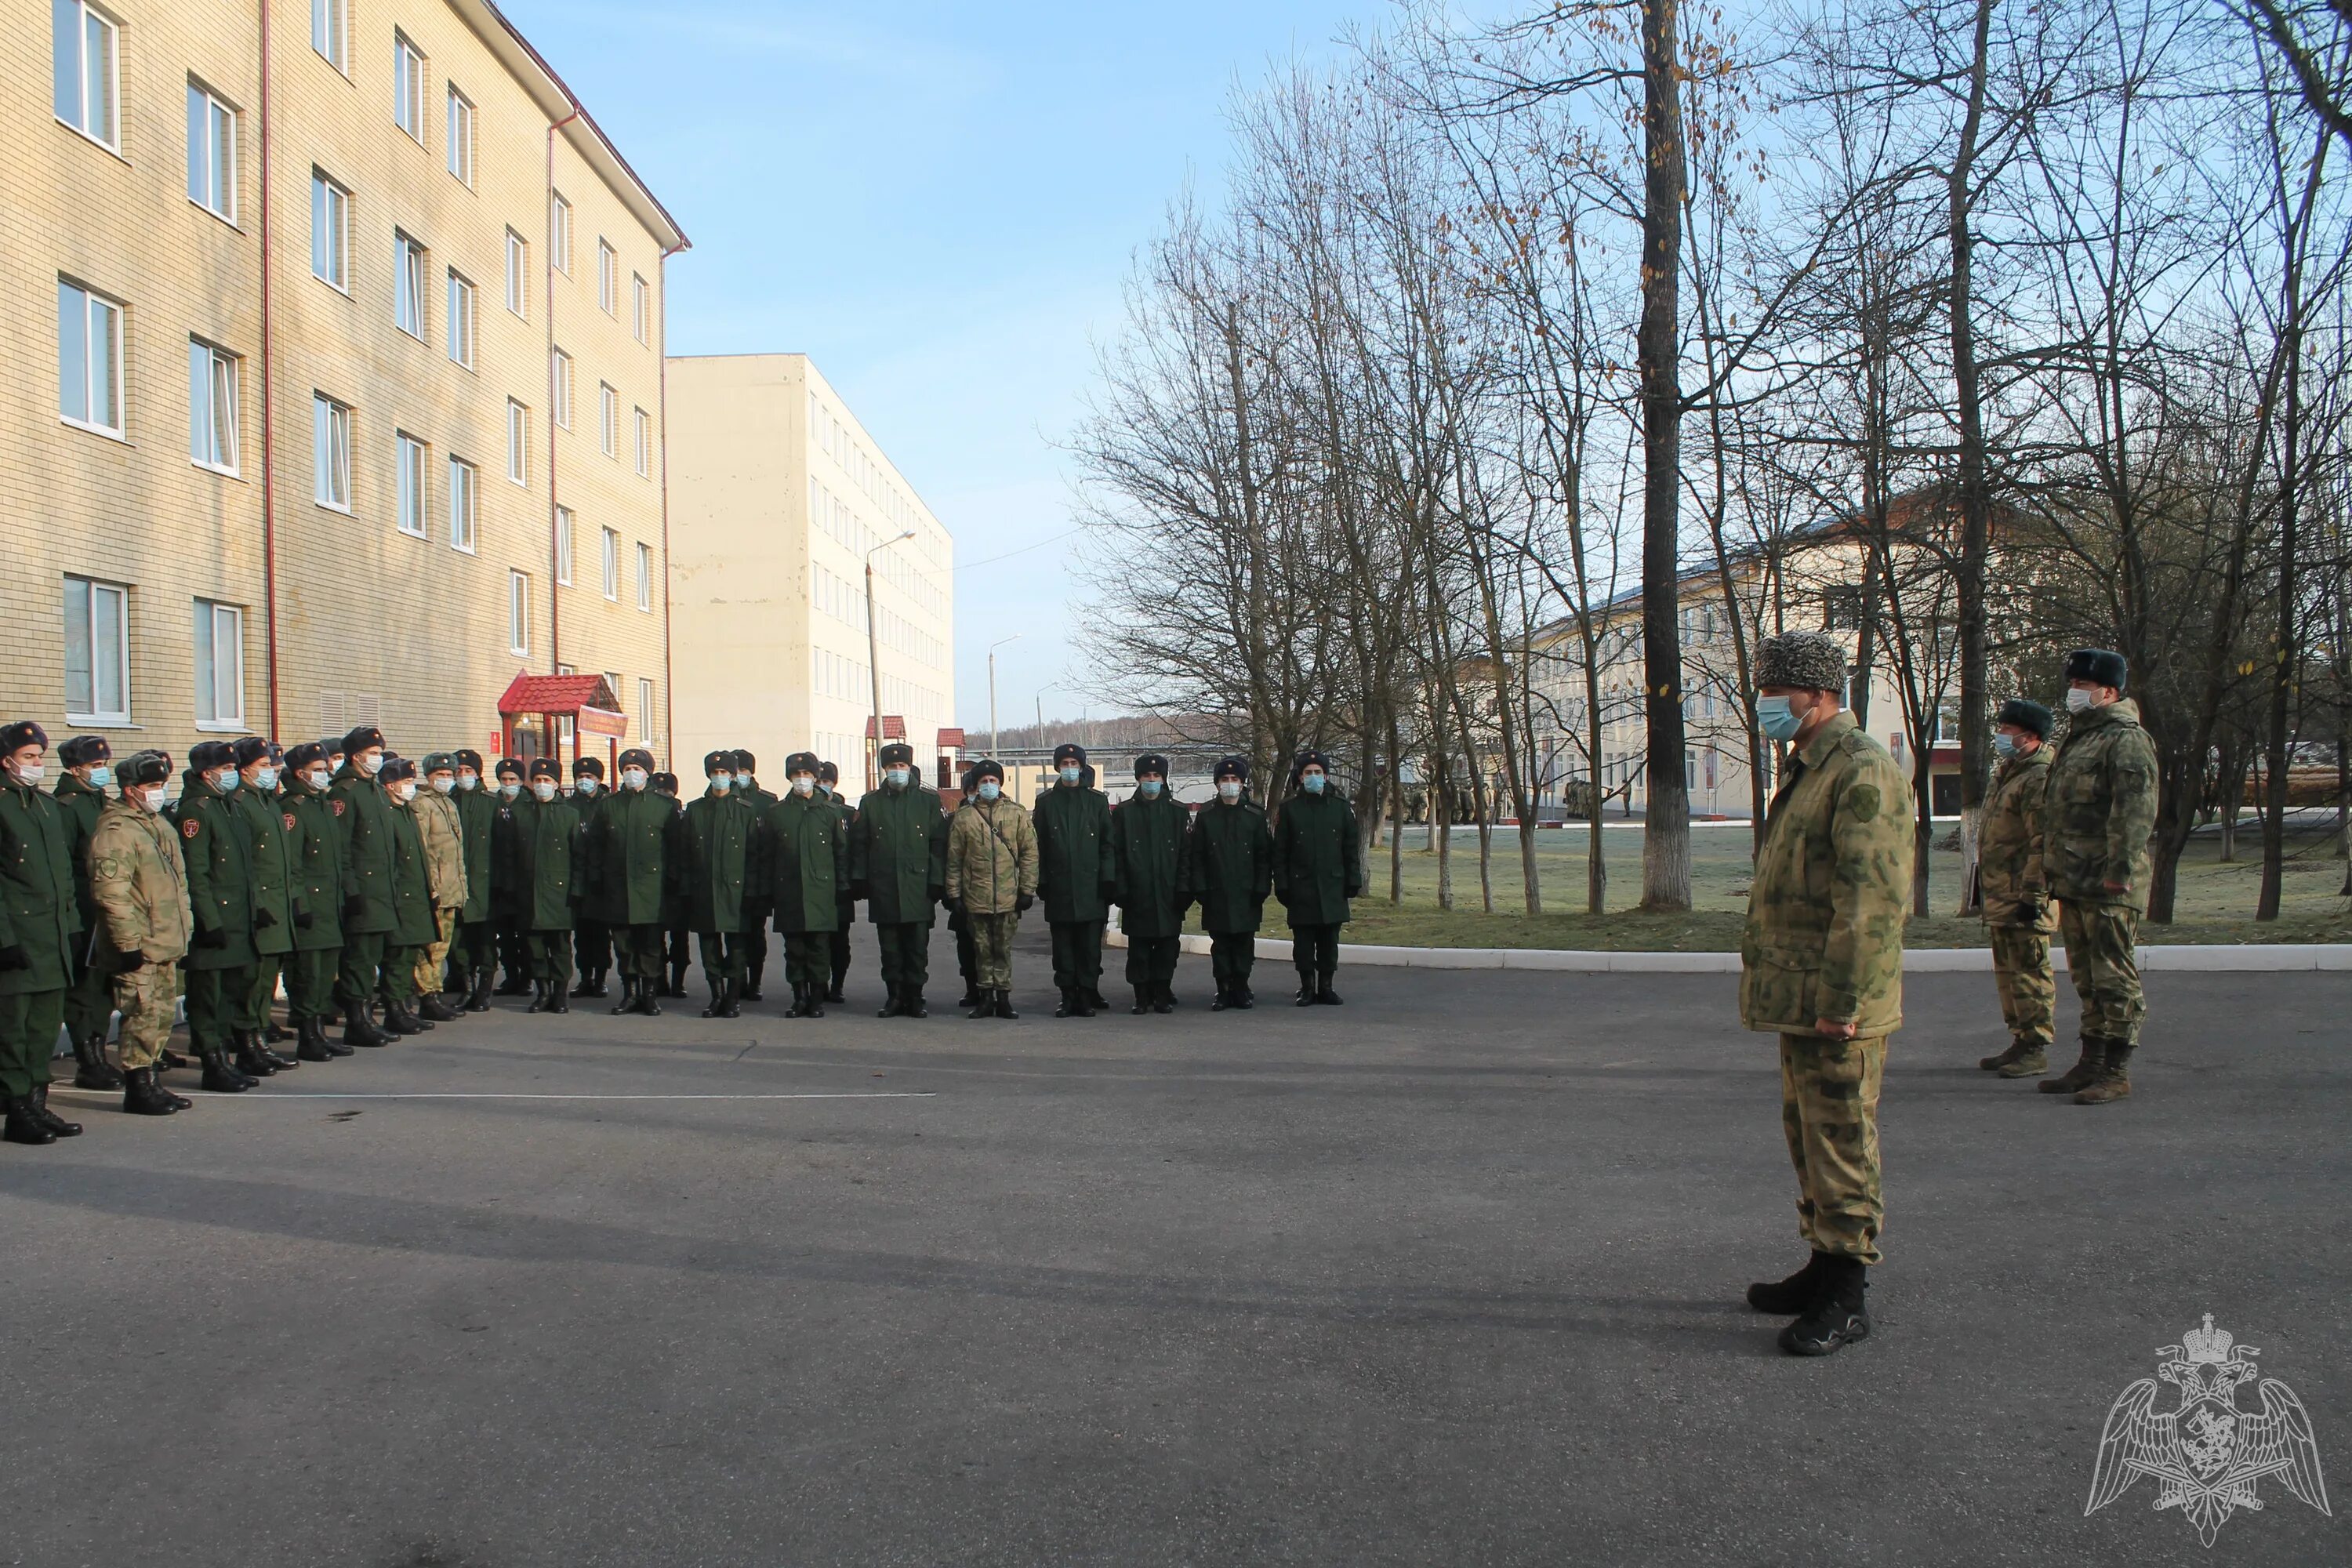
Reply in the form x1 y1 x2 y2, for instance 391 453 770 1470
1847 782 1882 823
331 800 347 817
283 812 298 832
181 818 201 840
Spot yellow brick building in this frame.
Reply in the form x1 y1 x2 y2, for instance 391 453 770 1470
3 0 686 771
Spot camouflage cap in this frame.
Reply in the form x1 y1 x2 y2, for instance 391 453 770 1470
1755 631 1847 693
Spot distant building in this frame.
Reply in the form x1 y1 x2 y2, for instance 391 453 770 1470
665 354 954 786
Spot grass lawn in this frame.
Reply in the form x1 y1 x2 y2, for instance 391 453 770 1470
1230 821 2352 950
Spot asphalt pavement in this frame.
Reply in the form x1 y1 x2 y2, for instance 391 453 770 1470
2 923 2344 1567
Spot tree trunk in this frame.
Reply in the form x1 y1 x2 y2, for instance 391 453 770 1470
1947 0 1996 920
1637 0 1691 912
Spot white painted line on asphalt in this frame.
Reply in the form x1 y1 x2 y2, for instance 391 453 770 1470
178 1091 938 1101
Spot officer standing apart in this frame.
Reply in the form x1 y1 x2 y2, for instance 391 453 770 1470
179 740 270 1089
944 760 1037 1018
88 751 194 1116
331 727 401 1047
850 742 947 1019
1184 757 1273 1011
2039 649 2160 1105
677 752 754 1018
448 750 499 1011
731 751 778 1001
1113 753 1190 1014
1032 743 1115 1018
281 742 357 1055
377 758 439 1034
595 748 671 1018
1976 700 2058 1077
230 738 301 1071
1738 631 1913 1358
1272 752 1363 1005
0 722 86 1144
54 735 123 1091
411 754 470 1024
758 753 849 1018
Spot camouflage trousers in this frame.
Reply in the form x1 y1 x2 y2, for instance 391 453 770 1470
413 908 459 998
2060 902 2144 1044
969 913 1018 989
1987 924 2055 1047
111 964 182 1072
1778 1032 1888 1265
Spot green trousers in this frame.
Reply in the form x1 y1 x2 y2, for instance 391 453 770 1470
696 931 746 985
528 931 575 985
953 915 977 985
381 946 423 1004
831 897 856 989
1290 923 1341 982
875 923 930 993
783 931 830 989
63 944 114 1044
970 913 1018 989
336 929 390 1009
286 947 339 1023
242 954 284 1030
575 920 612 976
0 989 66 1097
1209 932 1257 989
450 918 495 978
184 965 252 1054
612 923 664 980
1048 920 1105 993
1125 935 1180 991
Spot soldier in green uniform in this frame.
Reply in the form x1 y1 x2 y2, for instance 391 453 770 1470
0 721 88 1142
731 750 778 1001
1113 753 1190 1015
177 740 271 1087
490 758 534 995
943 760 1037 1019
652 771 695 999
677 753 754 1018
817 761 858 1004
1033 742 1115 1018
2041 648 2160 1105
54 735 124 1090
1272 751 1363 1006
1184 756 1272 1011
1976 699 2058 1078
849 742 946 1018
757 752 850 1018
280 742 358 1054
448 749 499 1011
410 753 469 1023
229 738 301 1072
592 747 671 1017
330 726 403 1045
569 756 613 998
1737 631 1913 1357
506 759 584 1012
376 758 439 1033
88 750 195 1115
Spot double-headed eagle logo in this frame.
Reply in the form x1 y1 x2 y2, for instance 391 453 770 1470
2088 1314 2331 1546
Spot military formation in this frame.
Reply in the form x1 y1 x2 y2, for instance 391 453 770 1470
0 725 1367 1145
1736 633 2160 1359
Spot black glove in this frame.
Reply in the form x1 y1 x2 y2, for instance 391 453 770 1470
295 909 314 931
1015 892 1034 913
116 949 146 973
0 945 25 972
345 895 366 923
942 895 962 916
1099 883 1119 904
851 882 871 902
254 909 277 930
193 926 227 949
927 885 946 906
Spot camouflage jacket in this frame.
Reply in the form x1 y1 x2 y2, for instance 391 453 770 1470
944 797 1039 916
2042 698 2158 913
1977 747 2056 931
86 797 193 967
1740 711 1914 1037
412 786 470 911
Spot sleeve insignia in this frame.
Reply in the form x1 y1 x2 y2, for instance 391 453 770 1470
1847 783 1882 823
284 813 298 832
181 818 201 840
332 800 347 817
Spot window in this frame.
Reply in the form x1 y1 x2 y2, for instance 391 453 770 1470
1823 585 1862 632
310 170 349 289
504 228 528 316
194 600 245 728
53 0 118 147
509 572 531 655
633 407 651 477
63 576 129 724
598 382 618 457
445 86 473 183
313 394 351 510
597 240 617 314
600 526 619 600
636 543 653 611
555 506 575 585
506 399 529 485
394 232 426 338
394 32 426 142
186 82 237 222
446 269 475 367
188 339 238 474
550 191 572 274
310 0 345 71
56 279 122 435
550 348 572 427
395 433 428 537
447 456 477 551
1936 705 1961 746
637 677 655 739
631 274 649 343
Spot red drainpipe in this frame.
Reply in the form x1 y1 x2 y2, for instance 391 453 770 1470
257 0 280 735
656 239 684 771
546 106 581 678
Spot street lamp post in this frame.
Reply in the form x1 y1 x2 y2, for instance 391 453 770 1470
986 633 1022 759
864 528 917 790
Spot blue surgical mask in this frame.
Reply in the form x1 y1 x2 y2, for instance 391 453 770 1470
1757 695 1803 743
576 778 600 794
1218 781 1242 802
216 769 241 793
256 767 279 790
1058 766 1080 785
1301 772 1326 794
978 779 1001 802
886 767 909 788
1992 732 2017 760
500 782 521 799
708 775 731 793
1139 779 1163 797
534 781 559 802
88 765 113 788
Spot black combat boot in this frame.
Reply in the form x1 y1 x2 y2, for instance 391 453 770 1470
667 959 691 999
959 980 983 1009
877 987 904 1019
610 975 638 1016
1210 984 1229 1012
800 982 822 1019
1315 981 1342 1005
702 979 731 1019
546 977 571 1014
344 1000 392 1047
232 1031 280 1077
1779 1254 1871 1356
466 970 495 1012
495 967 533 996
993 989 1018 1020
1084 986 1109 1014
967 987 995 1020
719 980 740 1020
159 1046 190 1069
419 990 462 1022
2 1093 56 1145
742 960 764 1002
72 1030 125 1091
525 978 550 1014
28 1085 82 1138
122 1066 180 1116
155 1072 194 1109
638 975 664 1017
902 988 927 1019
2039 1038 2104 1094
1152 986 1173 1016
580 967 611 1000
1054 988 1076 1018
2074 1039 2135 1105
199 1044 253 1092
295 1018 336 1062
252 1029 299 1071
826 974 848 1004
1294 978 1316 1006
1746 1250 1835 1314
1131 986 1150 1016
1236 983 1255 1010
393 997 433 1033
1068 988 1094 1018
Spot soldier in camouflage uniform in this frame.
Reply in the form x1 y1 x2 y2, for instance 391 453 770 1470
2040 649 2160 1105
1977 699 2059 1078
87 751 195 1116
409 753 470 1023
943 759 1037 1019
1737 631 1913 1357
54 735 125 1090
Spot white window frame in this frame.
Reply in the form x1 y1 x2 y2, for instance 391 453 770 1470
637 677 655 740
187 81 238 223
313 394 352 511
447 456 477 553
633 407 652 477
509 571 531 655
1936 705 1961 747
597 240 617 314
598 382 618 457
194 599 245 730
311 0 347 73
635 543 654 612
631 273 649 344
310 169 350 291
550 191 572 275
446 268 476 368
56 278 124 438
394 31 426 143
63 575 130 725
506 399 529 485
394 231 426 339
504 228 528 317
550 348 572 428
445 85 474 185
395 432 429 538
555 506 575 586
53 0 119 150
600 526 619 601
188 339 239 475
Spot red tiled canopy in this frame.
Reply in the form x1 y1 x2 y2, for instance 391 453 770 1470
496 672 621 716
936 728 967 748
864 715 907 740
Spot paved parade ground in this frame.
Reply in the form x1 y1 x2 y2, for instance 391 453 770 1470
3 924 2345 1567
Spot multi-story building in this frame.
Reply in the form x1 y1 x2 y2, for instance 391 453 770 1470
4 0 686 771
666 353 955 789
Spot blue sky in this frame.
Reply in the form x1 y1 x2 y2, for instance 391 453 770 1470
499 0 1386 731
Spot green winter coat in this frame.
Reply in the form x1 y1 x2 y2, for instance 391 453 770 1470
943 797 1039 916
735 782 779 922
2042 697 2159 913
456 783 498 923
1272 789 1363 928
592 785 670 927
849 782 946 926
383 797 436 947
675 790 755 934
281 773 345 951
1031 783 1116 923
176 771 258 971
1739 711 1914 1037
53 771 107 935
757 791 848 934
1112 790 1190 939
233 786 299 958
0 775 79 993
329 763 399 935
1184 797 1273 935
500 795 584 931
1978 747 2056 931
